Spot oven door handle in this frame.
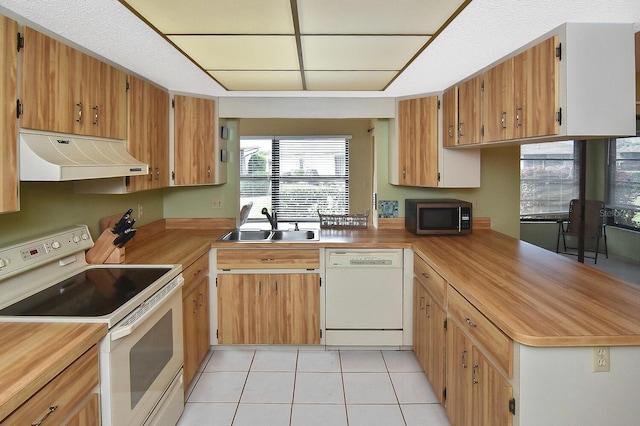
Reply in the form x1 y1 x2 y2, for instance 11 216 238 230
110 275 184 342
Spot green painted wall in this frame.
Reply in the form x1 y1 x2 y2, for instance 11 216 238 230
0 182 164 246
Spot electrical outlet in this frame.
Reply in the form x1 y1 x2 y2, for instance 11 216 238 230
137 203 143 219
593 347 610 372
211 198 223 209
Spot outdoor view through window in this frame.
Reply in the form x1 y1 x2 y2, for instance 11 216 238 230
240 137 349 222
520 141 579 218
607 135 640 230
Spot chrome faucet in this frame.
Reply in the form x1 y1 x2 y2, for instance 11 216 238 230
261 207 278 230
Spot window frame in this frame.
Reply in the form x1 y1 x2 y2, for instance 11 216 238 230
605 129 640 232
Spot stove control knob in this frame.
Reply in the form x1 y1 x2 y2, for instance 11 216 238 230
81 233 89 241
73 235 80 243
51 241 61 249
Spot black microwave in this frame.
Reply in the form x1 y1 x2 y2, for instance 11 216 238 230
405 199 472 235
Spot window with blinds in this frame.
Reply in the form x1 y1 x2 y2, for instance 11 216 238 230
240 136 350 222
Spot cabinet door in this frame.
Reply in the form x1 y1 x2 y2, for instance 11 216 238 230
442 86 458 147
0 15 18 213
513 36 559 139
218 274 261 344
446 322 472 426
471 346 513 426
21 27 76 134
397 96 439 186
273 273 320 344
63 393 100 426
425 295 446 404
195 278 211 362
457 75 483 145
173 94 216 185
483 59 514 142
127 76 169 192
182 284 200 386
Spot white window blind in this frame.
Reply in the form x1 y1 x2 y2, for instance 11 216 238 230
240 136 349 222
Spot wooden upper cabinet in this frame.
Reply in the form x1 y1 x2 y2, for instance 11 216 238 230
173 94 216 186
127 76 169 192
457 75 483 145
396 96 439 187
1 15 18 213
20 27 126 139
483 58 515 142
513 36 559 139
442 86 458 147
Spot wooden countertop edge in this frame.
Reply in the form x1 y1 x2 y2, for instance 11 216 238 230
0 322 107 421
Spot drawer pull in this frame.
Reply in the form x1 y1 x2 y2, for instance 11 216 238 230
465 317 477 328
421 272 430 279
193 268 202 276
199 292 204 306
461 349 467 369
261 258 274 262
32 405 58 426
192 299 198 315
419 296 425 310
425 303 430 319
472 364 479 384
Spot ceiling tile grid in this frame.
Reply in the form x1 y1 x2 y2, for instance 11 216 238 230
122 0 468 91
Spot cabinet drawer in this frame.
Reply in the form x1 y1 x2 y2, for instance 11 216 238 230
414 254 446 305
447 285 513 378
4 345 99 425
183 253 209 295
217 249 320 270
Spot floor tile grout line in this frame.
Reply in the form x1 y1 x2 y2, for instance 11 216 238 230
289 349 299 426
230 349 255 426
338 350 350 426
382 350 409 426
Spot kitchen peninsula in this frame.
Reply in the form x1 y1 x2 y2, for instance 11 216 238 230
121 219 640 426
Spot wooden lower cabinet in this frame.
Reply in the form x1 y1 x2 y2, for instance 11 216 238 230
217 273 320 345
446 321 512 426
3 345 100 425
413 278 446 403
182 253 210 389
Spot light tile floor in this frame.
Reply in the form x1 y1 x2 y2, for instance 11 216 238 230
177 349 451 426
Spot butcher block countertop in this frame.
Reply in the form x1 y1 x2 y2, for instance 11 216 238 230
122 219 640 347
0 322 106 421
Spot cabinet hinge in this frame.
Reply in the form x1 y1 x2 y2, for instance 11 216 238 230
126 79 130 91
444 319 447 330
556 107 562 125
437 99 441 110
16 32 23 52
481 125 485 137
481 79 485 92
437 172 441 182
16 99 23 119
509 398 516 415
555 42 562 61
319 277 322 287
215 277 218 287
125 176 130 187
320 329 323 338
171 170 175 181
216 329 219 339
443 387 447 401
171 98 175 108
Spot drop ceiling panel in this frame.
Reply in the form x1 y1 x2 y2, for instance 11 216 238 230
297 0 467 34
121 0 471 91
124 0 294 34
302 36 430 70
306 71 398 91
169 35 300 70
212 71 303 91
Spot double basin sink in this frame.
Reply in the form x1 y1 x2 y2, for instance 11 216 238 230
218 229 319 242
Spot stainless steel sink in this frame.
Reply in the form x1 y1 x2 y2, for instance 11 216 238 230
270 230 318 241
217 229 319 242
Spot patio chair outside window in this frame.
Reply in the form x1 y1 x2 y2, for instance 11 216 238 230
556 199 608 263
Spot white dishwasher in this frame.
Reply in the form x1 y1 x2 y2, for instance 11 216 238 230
325 249 403 346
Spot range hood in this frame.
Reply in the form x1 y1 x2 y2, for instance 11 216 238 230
19 130 148 181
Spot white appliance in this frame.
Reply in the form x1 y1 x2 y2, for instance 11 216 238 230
0 226 184 426
19 129 149 181
325 249 403 346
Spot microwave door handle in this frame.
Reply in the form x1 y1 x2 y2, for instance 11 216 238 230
458 207 462 233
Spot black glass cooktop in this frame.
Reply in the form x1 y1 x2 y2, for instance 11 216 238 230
0 267 171 317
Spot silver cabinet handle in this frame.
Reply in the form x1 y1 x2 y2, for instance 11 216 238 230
448 124 454 138
76 102 83 123
465 317 477 328
207 165 211 177
419 296 425 310
516 107 522 127
192 298 197 315
92 105 99 125
32 405 58 426
458 122 464 137
199 292 204 307
501 111 507 129
425 303 430 319
461 349 467 369
472 364 479 384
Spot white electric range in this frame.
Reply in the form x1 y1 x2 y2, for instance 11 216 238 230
0 225 185 426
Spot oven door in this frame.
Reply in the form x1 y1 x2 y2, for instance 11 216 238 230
100 280 184 426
